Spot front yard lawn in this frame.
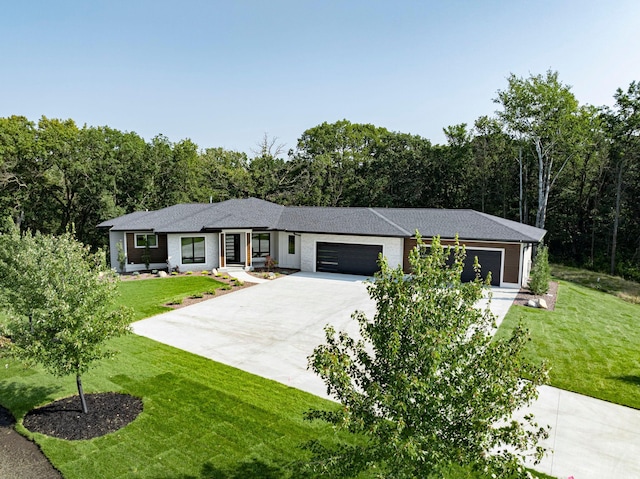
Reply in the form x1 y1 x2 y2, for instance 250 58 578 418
0 273 555 478
496 280 640 409
118 276 225 321
0 334 345 478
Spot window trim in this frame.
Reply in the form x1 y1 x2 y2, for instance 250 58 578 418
251 232 270 258
181 236 206 264
134 233 158 249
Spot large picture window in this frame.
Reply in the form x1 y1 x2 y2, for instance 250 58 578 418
252 233 270 258
181 237 205 264
135 233 157 248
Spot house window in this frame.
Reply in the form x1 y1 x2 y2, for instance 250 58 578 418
288 235 296 255
181 237 205 264
135 234 157 248
252 233 270 258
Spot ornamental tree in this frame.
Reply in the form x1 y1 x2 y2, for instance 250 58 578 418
0 220 131 413
306 235 548 478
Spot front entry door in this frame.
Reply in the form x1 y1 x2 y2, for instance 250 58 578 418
225 234 241 263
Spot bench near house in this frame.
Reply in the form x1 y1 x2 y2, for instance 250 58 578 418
98 198 546 288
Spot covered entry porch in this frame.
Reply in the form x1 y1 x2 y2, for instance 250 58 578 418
217 230 273 271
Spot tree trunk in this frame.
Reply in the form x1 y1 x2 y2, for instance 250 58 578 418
518 146 523 223
77 375 88 414
611 161 624 275
535 139 545 228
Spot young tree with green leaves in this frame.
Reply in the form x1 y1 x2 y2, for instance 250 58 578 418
0 220 132 413
306 236 548 478
529 245 551 295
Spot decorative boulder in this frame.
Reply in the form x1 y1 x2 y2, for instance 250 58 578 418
538 298 548 309
211 268 218 276
157 271 168 278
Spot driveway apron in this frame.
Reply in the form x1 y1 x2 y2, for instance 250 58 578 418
132 272 640 478
133 272 376 398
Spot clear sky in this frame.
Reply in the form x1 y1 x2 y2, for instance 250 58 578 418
1 1 639 154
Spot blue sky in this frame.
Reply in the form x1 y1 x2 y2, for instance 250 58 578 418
2 1 639 154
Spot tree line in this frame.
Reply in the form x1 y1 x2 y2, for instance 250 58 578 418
1 71 638 279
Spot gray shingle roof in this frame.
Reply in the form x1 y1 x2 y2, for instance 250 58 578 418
276 207 410 237
99 199 545 243
98 198 284 233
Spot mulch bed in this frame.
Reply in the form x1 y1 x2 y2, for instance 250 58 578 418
512 280 558 311
23 392 143 441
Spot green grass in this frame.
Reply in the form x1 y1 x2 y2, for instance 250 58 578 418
118 276 225 321
552 263 640 304
497 280 640 409
0 274 557 478
0 335 344 478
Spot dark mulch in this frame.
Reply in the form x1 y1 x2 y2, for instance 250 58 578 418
23 392 143 441
513 281 559 311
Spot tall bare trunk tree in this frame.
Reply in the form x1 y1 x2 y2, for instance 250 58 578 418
603 81 640 275
495 71 584 230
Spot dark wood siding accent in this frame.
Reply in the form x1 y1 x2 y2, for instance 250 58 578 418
403 238 521 284
126 233 168 265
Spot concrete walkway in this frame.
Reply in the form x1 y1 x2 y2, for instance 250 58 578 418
226 269 269 284
132 272 640 478
518 386 640 478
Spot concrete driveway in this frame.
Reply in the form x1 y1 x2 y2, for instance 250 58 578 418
133 272 376 397
132 272 516 397
132 272 640 478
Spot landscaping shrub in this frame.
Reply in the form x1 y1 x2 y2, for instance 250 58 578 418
529 245 551 295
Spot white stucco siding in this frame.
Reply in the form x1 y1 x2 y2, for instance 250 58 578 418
300 234 403 273
109 231 125 272
276 232 301 269
166 233 219 272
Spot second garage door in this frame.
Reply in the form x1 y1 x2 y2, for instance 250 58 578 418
316 242 382 276
460 249 502 286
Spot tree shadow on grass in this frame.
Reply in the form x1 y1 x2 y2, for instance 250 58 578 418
0 380 62 417
167 457 312 479
610 375 640 386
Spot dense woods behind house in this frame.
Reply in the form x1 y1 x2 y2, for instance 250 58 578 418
1 71 639 280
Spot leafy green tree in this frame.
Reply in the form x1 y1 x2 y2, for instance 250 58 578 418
471 116 520 218
306 236 548 478
365 131 432 207
294 120 388 206
495 70 584 229
529 245 551 295
602 81 640 275
0 221 132 413
195 147 254 202
0 116 41 230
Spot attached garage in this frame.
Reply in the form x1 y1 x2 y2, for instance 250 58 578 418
404 239 506 286
316 242 382 276
460 249 502 286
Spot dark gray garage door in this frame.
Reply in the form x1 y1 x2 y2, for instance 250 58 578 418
316 242 382 276
461 249 501 286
